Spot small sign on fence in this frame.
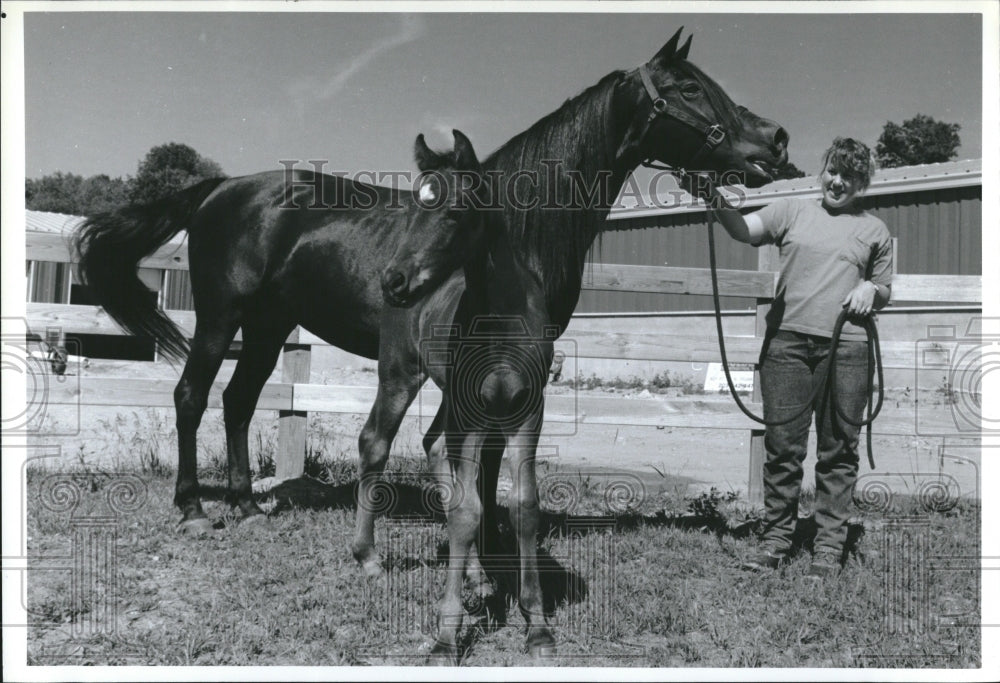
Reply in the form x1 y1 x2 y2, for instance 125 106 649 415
703 362 754 393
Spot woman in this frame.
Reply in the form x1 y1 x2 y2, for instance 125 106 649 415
710 137 893 578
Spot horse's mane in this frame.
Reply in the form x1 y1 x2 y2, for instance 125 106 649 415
483 70 623 321
482 58 743 322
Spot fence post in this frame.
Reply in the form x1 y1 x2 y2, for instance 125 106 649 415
276 327 311 481
748 245 778 506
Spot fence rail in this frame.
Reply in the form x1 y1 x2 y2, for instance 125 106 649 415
24 229 983 501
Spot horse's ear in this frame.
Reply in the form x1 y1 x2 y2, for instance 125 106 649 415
650 27 684 65
414 133 438 171
675 34 692 61
451 129 480 171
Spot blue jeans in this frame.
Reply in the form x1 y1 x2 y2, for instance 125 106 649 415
759 330 870 555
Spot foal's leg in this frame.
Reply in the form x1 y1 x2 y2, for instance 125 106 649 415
466 432 504 599
222 320 293 519
425 405 492 593
478 431 504 549
506 409 556 658
429 431 484 664
352 372 423 575
174 315 240 534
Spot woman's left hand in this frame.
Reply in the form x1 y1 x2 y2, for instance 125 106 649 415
842 280 878 316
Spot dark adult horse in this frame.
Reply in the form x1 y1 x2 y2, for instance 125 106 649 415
75 134 486 535
366 29 788 661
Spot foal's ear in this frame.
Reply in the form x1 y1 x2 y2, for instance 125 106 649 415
451 129 481 171
414 133 440 171
650 27 685 65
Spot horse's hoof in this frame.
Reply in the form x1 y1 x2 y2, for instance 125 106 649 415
529 643 557 660
527 630 557 659
426 641 460 666
176 517 214 536
361 559 385 578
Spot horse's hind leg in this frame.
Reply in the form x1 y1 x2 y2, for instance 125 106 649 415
174 315 240 534
352 373 423 575
222 319 293 519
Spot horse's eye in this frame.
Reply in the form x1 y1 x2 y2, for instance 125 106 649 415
680 83 701 99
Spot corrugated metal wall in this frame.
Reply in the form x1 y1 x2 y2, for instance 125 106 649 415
28 262 70 303
578 185 982 313
580 212 761 313
864 186 982 275
164 270 195 310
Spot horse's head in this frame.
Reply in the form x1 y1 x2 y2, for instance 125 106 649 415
381 129 486 307
620 28 789 187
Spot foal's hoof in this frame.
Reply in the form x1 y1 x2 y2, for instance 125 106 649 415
529 643 557 660
176 517 214 536
426 641 460 666
352 545 385 577
527 630 557 660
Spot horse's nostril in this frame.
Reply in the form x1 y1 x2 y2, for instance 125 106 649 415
382 270 407 294
773 127 789 154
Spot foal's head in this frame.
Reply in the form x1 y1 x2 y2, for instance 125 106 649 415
381 129 486 307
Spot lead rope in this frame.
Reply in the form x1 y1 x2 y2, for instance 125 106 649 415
704 198 883 470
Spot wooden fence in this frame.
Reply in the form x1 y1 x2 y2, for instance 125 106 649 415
25 231 982 500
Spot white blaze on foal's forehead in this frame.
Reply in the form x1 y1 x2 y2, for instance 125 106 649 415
418 181 437 203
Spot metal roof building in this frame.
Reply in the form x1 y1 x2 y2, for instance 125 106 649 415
581 158 983 312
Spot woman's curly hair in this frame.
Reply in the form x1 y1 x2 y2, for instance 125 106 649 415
820 137 876 189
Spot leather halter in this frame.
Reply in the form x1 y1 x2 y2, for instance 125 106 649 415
637 63 728 172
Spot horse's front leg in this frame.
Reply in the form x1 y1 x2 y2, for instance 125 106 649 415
429 430 484 665
505 407 556 659
352 373 422 576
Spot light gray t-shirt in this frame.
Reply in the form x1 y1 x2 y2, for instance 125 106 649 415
754 198 893 341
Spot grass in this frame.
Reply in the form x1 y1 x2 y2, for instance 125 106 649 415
557 370 707 395
23 451 980 668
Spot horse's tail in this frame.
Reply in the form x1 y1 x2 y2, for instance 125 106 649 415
74 178 227 360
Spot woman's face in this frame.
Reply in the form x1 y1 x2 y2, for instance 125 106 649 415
819 161 864 211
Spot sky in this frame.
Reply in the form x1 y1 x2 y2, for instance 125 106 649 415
21 8 984 184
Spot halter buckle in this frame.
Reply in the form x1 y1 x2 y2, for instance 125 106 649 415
646 97 668 123
706 124 726 146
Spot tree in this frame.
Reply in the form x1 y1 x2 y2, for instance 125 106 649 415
770 161 807 181
79 174 130 214
876 114 961 168
26 143 225 215
26 172 129 215
26 172 85 214
127 142 226 204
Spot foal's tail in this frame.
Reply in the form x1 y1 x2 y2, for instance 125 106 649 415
74 178 227 360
